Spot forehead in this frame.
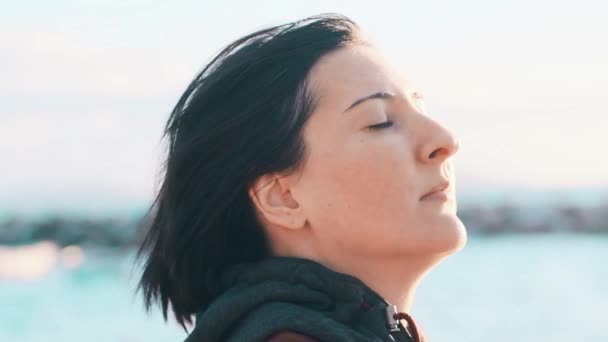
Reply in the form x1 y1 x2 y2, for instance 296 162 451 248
307 45 408 109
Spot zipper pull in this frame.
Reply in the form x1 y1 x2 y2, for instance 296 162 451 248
385 304 422 342
385 304 400 332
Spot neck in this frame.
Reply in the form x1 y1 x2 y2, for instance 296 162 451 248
320 252 445 313
268 226 446 313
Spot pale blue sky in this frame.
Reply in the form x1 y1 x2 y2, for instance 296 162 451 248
1 0 607 212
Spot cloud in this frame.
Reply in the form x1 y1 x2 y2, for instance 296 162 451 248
0 24 194 100
0 25 181 203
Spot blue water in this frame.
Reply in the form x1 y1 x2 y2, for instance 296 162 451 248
416 234 608 341
1 235 606 341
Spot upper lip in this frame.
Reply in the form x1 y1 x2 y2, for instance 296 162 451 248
420 181 450 200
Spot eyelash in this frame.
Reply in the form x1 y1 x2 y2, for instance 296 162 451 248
367 120 394 130
365 91 423 131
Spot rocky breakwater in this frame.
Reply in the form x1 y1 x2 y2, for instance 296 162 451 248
0 202 607 247
457 202 608 235
0 215 146 248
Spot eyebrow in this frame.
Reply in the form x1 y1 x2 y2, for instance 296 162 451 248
343 91 395 113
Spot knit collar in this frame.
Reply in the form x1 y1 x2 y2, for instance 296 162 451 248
191 256 422 341
220 256 390 308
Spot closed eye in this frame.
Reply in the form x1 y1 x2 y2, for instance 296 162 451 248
367 120 394 130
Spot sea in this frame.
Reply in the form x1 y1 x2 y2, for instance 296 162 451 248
1 234 606 341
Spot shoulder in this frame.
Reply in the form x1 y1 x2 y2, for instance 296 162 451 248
224 302 355 341
265 330 320 342
228 302 327 341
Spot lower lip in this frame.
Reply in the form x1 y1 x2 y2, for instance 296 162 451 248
420 191 451 201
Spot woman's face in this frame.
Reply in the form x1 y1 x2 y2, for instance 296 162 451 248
288 44 467 260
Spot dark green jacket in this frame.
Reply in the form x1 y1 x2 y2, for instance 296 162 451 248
185 256 424 341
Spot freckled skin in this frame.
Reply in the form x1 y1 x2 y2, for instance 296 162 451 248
288 44 467 260
249 42 467 311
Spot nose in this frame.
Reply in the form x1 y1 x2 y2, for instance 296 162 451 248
416 117 460 164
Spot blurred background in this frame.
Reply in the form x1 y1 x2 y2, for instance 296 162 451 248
1 0 607 341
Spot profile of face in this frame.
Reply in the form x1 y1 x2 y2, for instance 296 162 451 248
251 43 467 267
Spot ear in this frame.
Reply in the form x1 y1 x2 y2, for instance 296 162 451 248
248 173 307 230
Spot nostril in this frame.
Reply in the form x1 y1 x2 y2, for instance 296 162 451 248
429 148 441 159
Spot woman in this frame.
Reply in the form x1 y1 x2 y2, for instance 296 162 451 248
137 13 466 342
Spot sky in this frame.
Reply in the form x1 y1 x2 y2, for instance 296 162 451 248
1 0 607 213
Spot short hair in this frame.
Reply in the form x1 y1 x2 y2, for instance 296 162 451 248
136 13 362 329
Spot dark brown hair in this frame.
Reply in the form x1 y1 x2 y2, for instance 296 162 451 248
136 13 361 329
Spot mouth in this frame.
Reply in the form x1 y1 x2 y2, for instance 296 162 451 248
419 181 451 201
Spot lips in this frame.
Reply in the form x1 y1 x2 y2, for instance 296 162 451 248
420 181 450 201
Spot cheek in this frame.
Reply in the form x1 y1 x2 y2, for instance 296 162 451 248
330 145 415 216
299 134 418 245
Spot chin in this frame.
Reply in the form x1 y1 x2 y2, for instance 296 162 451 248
424 214 468 256
442 215 468 253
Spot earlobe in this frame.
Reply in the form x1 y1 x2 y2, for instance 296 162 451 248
248 174 306 230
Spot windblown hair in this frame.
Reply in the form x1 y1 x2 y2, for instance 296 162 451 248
136 13 362 329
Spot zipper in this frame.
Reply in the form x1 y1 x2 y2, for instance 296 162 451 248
384 304 422 342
